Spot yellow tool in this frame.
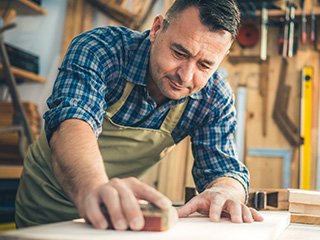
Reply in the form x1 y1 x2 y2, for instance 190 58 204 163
300 66 313 190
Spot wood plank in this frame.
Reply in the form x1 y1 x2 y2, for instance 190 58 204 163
289 203 320 215
289 189 320 205
0 0 47 15
87 0 136 27
60 0 75 57
246 156 283 188
0 9 17 25
157 138 188 202
291 213 320 225
81 0 93 32
184 137 195 188
0 211 290 240
0 165 23 178
0 65 46 83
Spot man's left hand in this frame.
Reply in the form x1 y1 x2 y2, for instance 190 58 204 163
177 179 264 223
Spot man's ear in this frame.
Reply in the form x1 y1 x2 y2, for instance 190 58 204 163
149 15 164 42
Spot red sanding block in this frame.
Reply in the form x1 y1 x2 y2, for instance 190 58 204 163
102 202 178 231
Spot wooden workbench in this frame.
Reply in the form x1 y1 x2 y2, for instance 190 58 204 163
2 211 313 240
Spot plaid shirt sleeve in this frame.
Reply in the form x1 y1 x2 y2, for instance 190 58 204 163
43 29 122 140
190 79 249 199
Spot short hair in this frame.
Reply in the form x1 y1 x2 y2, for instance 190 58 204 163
164 0 241 39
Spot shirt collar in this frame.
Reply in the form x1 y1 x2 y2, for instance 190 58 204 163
124 30 150 87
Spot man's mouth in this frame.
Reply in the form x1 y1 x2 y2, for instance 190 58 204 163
168 78 185 90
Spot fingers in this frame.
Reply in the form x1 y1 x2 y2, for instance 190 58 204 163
241 204 253 223
82 192 109 229
109 178 144 230
177 196 204 218
99 182 128 230
209 195 225 222
210 198 263 224
81 177 172 231
250 207 264 222
226 200 243 223
125 177 172 210
221 202 263 223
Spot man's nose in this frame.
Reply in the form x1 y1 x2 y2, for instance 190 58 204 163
177 61 194 84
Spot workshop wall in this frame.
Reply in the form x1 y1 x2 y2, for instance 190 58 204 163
137 0 320 199
5 0 67 116
3 0 320 202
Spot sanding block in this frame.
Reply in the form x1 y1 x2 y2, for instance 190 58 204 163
101 202 178 231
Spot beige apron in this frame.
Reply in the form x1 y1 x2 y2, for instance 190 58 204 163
15 82 188 227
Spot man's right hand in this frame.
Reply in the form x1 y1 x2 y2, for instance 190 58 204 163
77 177 172 231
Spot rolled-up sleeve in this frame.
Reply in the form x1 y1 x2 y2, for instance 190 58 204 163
44 31 119 140
190 86 249 199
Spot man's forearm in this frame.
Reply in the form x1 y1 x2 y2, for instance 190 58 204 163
206 177 246 203
50 119 108 207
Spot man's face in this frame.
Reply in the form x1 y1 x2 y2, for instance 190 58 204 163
148 7 233 101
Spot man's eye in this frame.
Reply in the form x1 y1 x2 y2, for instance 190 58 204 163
199 63 210 70
174 50 186 58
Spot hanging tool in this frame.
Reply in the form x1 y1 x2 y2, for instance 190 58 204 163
301 0 307 45
299 66 313 190
260 60 269 137
310 10 316 48
237 23 260 48
287 3 296 57
281 1 290 57
272 58 301 146
260 3 268 61
235 86 247 163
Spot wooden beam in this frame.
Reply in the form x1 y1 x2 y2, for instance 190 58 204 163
289 189 320 205
291 213 320 225
0 65 46 83
0 0 47 16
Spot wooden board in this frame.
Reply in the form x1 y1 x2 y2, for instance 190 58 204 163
0 0 47 16
0 165 23 179
0 211 290 240
291 213 320 225
0 65 46 84
289 203 320 215
289 189 320 205
157 138 188 202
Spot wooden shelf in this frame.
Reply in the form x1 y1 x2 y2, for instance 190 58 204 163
0 165 22 179
0 0 47 16
0 64 46 84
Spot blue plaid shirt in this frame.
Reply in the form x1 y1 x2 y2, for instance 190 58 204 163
44 26 249 195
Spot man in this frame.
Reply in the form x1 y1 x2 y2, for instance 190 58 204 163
16 0 263 230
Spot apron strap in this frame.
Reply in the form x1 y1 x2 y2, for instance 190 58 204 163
160 98 189 133
107 81 134 118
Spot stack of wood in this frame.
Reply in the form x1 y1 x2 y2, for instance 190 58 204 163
289 189 320 225
248 188 320 225
0 101 41 164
